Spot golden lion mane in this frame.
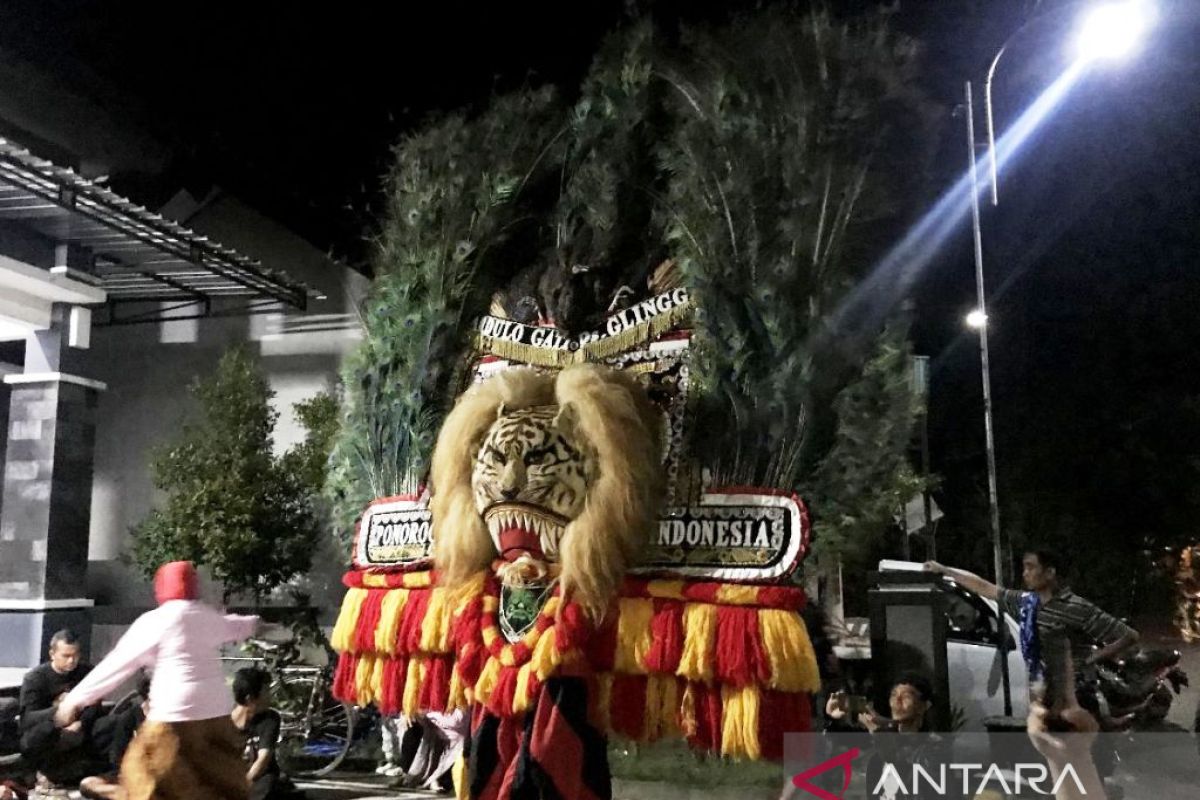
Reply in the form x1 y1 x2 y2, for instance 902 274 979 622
429 364 664 621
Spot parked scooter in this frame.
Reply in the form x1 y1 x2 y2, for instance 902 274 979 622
1091 646 1188 729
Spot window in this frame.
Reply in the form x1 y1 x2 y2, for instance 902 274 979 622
940 583 999 646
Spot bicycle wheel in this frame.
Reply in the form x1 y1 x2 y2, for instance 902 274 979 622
273 673 355 778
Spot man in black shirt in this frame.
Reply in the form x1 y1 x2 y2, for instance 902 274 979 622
18 630 140 788
232 668 302 800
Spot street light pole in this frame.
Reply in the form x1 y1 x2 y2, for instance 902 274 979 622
965 79 1012 716
985 46 1008 206
963 0 1153 723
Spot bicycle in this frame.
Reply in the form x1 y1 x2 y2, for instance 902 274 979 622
222 636 356 778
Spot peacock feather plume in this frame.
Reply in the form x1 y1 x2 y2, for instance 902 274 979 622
329 5 938 562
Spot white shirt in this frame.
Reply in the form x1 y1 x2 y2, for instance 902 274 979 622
65 600 258 722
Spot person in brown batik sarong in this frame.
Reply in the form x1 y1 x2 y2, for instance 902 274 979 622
54 562 260 800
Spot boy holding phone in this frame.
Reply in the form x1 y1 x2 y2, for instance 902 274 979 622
824 673 934 733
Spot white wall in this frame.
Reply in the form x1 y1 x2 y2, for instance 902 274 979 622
84 192 368 611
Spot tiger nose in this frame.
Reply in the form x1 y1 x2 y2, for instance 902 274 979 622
499 461 525 500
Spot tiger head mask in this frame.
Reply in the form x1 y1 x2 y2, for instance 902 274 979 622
430 364 664 622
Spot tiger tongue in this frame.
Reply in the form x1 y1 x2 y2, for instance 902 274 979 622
498 526 545 562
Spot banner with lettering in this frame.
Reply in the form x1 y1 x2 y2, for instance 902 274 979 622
353 488 808 582
475 288 691 367
352 495 433 571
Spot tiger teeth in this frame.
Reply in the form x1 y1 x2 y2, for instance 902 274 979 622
542 527 561 557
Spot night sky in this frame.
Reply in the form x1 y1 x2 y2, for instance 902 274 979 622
3 0 1199 615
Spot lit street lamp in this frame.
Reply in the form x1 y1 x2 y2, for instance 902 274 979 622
987 1 1155 204
964 0 1153 718
1073 0 1154 62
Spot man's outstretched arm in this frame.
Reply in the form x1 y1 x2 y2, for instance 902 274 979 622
923 561 1001 601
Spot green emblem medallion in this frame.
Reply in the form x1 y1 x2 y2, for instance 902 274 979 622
499 582 556 643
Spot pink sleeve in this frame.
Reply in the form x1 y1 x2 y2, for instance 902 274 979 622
65 611 159 708
222 614 259 643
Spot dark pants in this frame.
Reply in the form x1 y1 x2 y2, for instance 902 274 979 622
20 704 142 784
249 772 305 800
397 723 422 772
0 698 18 754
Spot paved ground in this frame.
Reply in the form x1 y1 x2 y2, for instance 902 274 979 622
294 773 435 799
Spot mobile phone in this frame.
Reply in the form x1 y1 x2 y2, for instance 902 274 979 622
837 693 870 717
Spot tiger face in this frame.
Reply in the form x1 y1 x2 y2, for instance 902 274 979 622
471 404 594 563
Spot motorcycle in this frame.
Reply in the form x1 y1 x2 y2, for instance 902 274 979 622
1092 646 1188 729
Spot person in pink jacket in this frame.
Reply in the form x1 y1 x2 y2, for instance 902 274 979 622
55 561 260 800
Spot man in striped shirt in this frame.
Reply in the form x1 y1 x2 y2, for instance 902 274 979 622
925 549 1139 713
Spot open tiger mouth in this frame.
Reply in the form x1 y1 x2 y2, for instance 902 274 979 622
483 501 570 561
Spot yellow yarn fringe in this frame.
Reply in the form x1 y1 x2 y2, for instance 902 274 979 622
758 609 821 693
474 657 502 707
530 628 562 680
419 587 452 653
594 674 613 733
720 685 761 760
645 580 686 600
402 658 423 717
354 654 375 705
513 663 535 714
714 584 762 606
370 654 386 701
448 663 466 711
676 603 717 684
679 684 697 738
452 752 468 800
644 676 680 740
362 571 432 589
331 587 367 654
375 588 410 655
450 573 489 615
615 598 655 674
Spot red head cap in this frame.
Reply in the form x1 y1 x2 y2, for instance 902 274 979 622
154 561 199 604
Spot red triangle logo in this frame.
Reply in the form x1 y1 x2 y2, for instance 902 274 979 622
790 747 861 800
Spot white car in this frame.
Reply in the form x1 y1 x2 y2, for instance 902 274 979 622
876 559 1029 730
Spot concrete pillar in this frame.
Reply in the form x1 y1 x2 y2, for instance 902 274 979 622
0 307 103 667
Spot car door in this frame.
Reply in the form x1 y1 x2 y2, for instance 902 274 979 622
938 581 1029 728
